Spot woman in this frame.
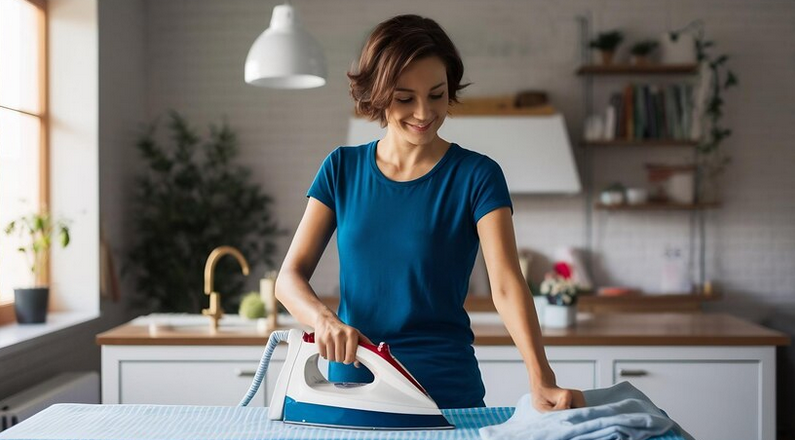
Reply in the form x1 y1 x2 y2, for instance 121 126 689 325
275 14 584 411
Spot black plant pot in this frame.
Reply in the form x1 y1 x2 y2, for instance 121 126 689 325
14 287 49 324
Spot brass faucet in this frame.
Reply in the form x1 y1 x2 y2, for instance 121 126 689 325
202 246 250 331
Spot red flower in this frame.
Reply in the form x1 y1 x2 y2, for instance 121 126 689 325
553 262 572 279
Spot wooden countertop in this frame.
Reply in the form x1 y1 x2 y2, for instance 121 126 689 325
96 313 789 347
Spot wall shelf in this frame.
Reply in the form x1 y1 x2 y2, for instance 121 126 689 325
576 14 714 294
582 139 699 148
576 63 699 76
462 293 721 314
595 202 721 211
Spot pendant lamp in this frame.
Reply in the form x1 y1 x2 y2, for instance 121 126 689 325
244 3 326 89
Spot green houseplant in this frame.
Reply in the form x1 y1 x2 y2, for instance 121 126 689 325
693 27 738 203
629 40 659 65
127 112 281 313
3 211 70 323
589 30 624 65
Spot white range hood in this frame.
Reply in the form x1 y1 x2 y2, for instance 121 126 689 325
346 114 581 194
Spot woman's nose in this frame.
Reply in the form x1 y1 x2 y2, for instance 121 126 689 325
414 98 432 121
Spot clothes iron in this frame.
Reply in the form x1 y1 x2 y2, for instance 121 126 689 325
239 329 454 430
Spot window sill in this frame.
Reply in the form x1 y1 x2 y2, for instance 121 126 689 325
0 311 100 355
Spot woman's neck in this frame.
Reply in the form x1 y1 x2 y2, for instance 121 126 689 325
378 131 449 171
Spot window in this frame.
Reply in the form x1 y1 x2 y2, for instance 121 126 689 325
0 0 48 308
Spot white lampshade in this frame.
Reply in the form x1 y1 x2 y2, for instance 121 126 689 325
244 3 326 89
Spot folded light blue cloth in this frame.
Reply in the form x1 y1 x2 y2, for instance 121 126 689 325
479 381 695 440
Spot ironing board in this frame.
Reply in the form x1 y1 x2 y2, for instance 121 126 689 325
0 404 686 440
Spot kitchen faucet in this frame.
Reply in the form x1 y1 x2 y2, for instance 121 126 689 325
203 246 250 331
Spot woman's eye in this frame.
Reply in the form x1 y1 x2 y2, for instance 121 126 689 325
396 94 443 104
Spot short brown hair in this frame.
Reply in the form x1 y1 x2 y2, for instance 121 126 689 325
348 15 469 126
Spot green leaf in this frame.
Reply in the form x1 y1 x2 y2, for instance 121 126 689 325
34 216 45 231
60 227 70 247
724 70 738 88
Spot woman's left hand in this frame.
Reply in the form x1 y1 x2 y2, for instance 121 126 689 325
531 384 586 412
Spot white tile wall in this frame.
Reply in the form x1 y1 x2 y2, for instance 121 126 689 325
123 0 795 319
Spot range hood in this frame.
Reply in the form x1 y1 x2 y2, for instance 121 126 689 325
346 114 581 194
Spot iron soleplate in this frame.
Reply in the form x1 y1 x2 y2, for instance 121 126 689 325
282 396 455 430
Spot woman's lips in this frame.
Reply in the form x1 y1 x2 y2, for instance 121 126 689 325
405 120 434 133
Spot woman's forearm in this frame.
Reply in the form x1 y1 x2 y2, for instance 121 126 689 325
491 275 556 389
275 268 338 329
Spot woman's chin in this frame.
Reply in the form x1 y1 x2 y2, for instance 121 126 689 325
401 129 437 145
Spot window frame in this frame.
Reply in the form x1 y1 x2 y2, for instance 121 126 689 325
0 0 49 324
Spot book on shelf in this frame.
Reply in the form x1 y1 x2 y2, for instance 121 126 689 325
593 81 698 144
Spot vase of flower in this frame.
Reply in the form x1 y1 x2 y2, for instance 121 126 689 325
533 295 547 326
540 262 581 329
544 304 576 329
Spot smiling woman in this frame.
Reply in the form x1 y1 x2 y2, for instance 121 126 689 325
0 0 48 320
274 14 583 412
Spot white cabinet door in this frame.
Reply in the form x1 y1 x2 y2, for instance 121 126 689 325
614 361 760 440
120 361 267 406
480 361 596 406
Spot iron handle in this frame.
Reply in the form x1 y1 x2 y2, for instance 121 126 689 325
619 369 649 377
235 369 257 377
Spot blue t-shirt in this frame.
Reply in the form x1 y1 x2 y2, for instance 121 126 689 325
306 140 513 409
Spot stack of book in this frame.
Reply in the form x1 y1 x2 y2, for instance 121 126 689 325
602 83 695 141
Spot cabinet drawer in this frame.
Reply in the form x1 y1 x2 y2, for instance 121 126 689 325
120 360 281 406
480 360 595 406
614 361 760 440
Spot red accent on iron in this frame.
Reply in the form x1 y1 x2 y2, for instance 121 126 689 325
303 332 315 343
359 341 428 396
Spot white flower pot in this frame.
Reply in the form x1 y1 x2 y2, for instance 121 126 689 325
533 296 547 326
544 304 576 328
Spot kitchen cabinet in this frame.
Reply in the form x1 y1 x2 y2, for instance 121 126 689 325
476 345 774 440
102 344 772 440
479 359 596 406
98 312 786 440
102 345 284 407
614 359 760 440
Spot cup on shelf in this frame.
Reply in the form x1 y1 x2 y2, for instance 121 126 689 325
600 190 625 206
625 187 649 205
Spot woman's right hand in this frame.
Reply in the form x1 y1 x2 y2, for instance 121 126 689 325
314 314 373 366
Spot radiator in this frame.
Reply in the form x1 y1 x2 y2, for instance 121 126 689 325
0 371 99 431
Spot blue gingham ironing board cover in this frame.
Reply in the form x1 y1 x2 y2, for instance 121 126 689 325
0 404 685 440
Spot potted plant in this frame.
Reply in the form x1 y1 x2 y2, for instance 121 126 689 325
127 112 282 313
589 30 624 65
629 40 659 65
692 27 738 203
3 212 70 324
600 182 626 206
540 262 580 328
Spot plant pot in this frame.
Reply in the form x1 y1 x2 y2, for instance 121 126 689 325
533 296 547 326
631 55 651 66
544 304 576 329
14 287 49 324
599 50 615 65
